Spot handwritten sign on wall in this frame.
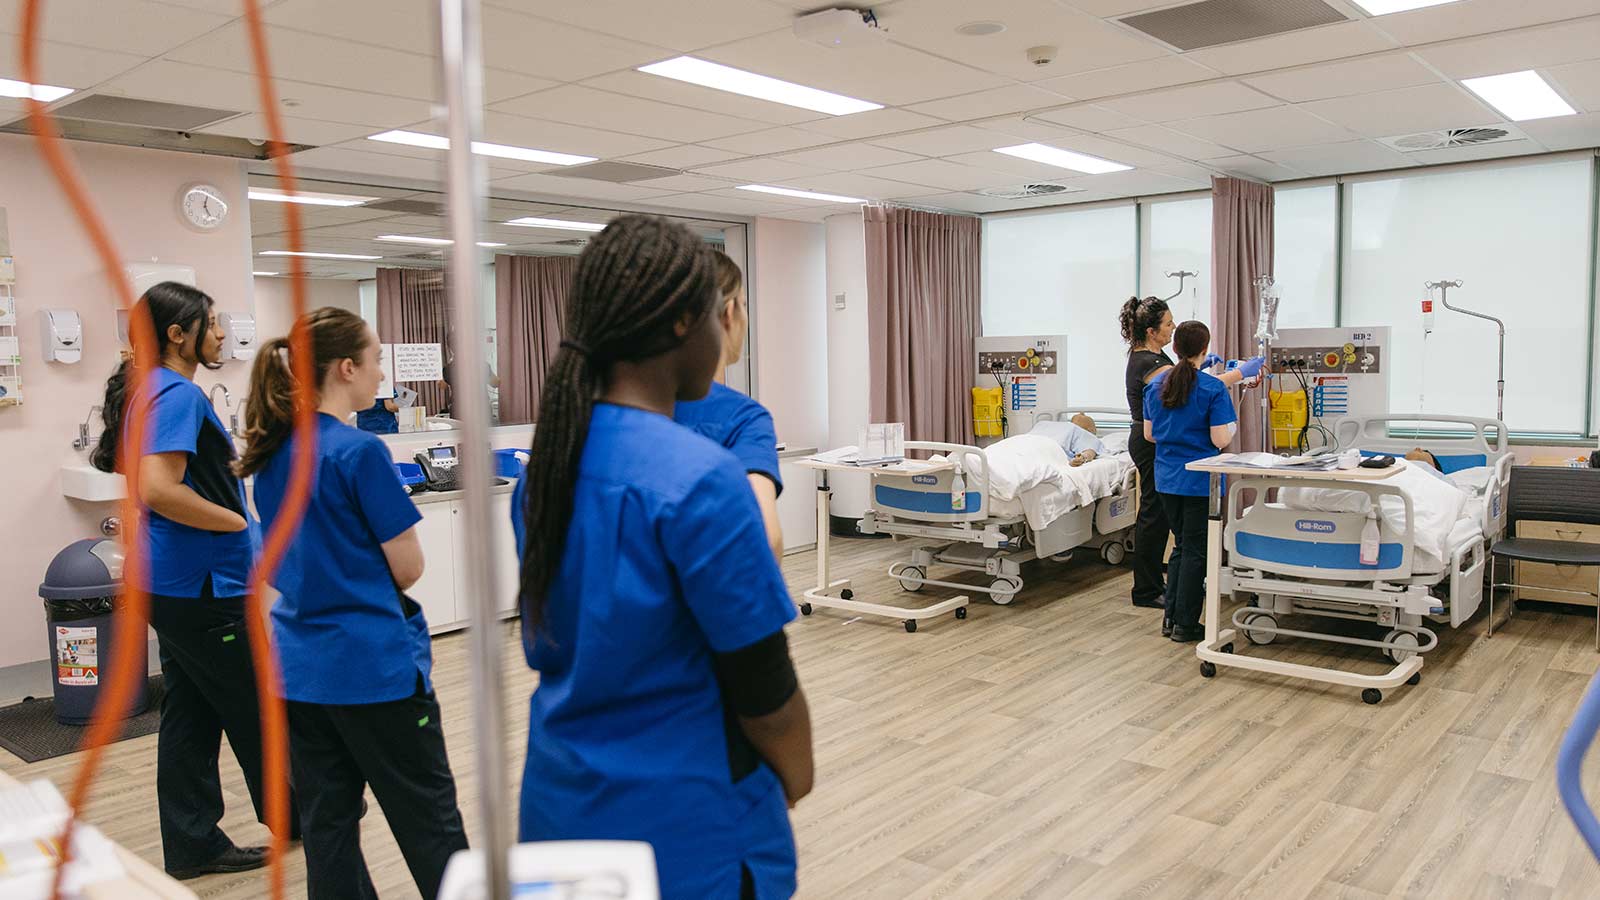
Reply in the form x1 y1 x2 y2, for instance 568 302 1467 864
392 342 443 382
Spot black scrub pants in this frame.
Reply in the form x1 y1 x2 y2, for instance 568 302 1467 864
1129 430 1170 606
287 675 468 900
1160 493 1210 630
149 580 299 872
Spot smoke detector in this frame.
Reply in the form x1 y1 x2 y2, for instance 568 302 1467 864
1378 125 1522 152
976 183 1083 200
793 8 888 48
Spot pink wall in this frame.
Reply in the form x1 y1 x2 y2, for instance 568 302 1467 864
252 275 361 343
753 217 828 450
0 134 253 672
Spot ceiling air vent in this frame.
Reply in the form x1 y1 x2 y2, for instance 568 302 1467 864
365 198 447 216
0 94 311 159
1378 126 1522 152
544 238 590 247
1120 0 1347 52
976 183 1083 200
553 161 680 183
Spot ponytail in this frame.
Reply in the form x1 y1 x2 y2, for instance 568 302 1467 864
234 337 294 477
1121 295 1169 351
90 358 131 473
1161 320 1210 410
518 215 718 635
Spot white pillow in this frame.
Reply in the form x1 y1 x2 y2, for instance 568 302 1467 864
1099 431 1130 455
1446 465 1494 496
981 434 1073 501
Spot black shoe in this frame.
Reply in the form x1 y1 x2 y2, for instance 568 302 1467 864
1161 618 1173 638
1170 625 1204 643
1131 594 1165 609
167 845 268 880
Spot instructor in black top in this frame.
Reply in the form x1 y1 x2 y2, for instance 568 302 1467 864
1121 296 1253 634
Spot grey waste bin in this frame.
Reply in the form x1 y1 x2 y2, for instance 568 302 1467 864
39 539 149 725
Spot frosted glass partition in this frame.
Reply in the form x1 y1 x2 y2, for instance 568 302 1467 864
1342 158 1592 434
1140 196 1212 325
1273 184 1337 329
982 204 1137 411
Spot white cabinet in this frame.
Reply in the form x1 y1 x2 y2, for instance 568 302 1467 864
411 503 460 633
490 490 522 615
777 459 817 554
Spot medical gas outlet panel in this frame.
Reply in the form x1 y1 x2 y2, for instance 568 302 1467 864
976 334 1067 433
1268 340 1381 374
1267 327 1390 440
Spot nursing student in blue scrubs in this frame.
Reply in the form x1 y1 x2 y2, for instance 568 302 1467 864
89 282 294 879
515 215 814 900
1143 320 1252 644
239 307 467 900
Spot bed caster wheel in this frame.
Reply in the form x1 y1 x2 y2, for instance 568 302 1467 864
799 603 813 616
1362 688 1383 705
904 619 917 633
840 588 854 601
1242 612 1277 646
1406 673 1421 686
989 577 1021 606
1384 630 1420 664
1221 642 1234 654
1101 542 1126 566
897 566 926 593
1200 661 1217 678
954 607 967 620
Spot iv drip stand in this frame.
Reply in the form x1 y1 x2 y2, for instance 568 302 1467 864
1428 279 1504 423
1253 274 1279 453
1161 270 1196 302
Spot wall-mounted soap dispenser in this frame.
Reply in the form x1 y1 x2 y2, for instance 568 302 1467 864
220 313 256 361
39 309 82 364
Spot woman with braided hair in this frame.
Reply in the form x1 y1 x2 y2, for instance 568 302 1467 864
516 215 813 900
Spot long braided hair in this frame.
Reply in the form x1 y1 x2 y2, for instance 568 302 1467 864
518 215 719 632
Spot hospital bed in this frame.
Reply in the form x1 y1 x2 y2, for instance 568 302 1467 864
1205 414 1511 702
857 408 1140 605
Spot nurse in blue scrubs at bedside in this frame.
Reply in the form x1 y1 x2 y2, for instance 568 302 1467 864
514 215 814 899
238 307 468 900
89 282 295 879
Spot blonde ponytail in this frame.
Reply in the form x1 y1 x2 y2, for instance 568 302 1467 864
234 336 295 477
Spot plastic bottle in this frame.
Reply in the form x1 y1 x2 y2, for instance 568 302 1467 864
950 466 966 512
1360 510 1380 566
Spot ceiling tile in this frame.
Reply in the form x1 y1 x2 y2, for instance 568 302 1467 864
165 24 443 99
700 187 839 209
646 193 803 216
785 171 935 200
496 0 793 52
490 84 768 143
1243 54 1442 103
880 0 1168 81
621 144 745 168
1206 155 1305 182
481 5 673 81
101 61 432 128
0 39 146 88
1149 161 1223 182
1416 19 1600 80
481 112 676 159
858 158 1021 191
199 114 375 147
1363 0 1600 46
1097 81 1279 123
1105 124 1238 160
1301 82 1498 138
290 146 447 183
772 142 924 171
484 70 560 105
1398 138 1547 165
1259 140 1413 176
1034 55 1220 101
1516 112 1600 151
262 0 435 55
1185 20 1398 76
488 170 679 203
1546 59 1600 114
701 126 837 155
699 29 1009 106
899 192 1021 214
1065 0 1184 14
630 173 734 193
1049 169 1200 197
945 149 1088 182
1030 104 1149 132
869 125 1016 157
581 70 825 127
690 158 831 183
761 208 836 224
0 0 234 57
907 84 1073 121
802 108 946 140
1168 105 1357 153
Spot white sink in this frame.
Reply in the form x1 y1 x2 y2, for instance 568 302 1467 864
61 464 126 502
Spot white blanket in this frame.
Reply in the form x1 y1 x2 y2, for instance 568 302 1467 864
941 434 1133 530
1278 461 1467 566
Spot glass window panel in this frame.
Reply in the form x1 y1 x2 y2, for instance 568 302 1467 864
1140 196 1212 325
1273 184 1337 329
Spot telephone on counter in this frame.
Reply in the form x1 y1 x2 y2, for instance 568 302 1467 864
415 445 462 492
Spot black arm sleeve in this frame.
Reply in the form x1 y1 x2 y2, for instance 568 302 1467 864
713 629 799 719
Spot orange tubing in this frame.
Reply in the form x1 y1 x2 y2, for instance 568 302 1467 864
20 3 311 899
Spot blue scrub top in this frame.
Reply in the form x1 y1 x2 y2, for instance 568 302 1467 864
253 413 430 705
355 395 399 435
138 367 256 598
516 403 798 900
1143 371 1237 497
674 382 783 494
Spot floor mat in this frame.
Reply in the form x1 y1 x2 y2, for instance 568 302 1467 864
0 677 164 763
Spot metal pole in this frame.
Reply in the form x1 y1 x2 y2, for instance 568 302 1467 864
1161 270 1196 303
436 1 511 898
1429 279 1505 423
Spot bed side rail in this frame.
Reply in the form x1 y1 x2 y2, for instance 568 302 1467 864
1226 475 1418 581
1332 413 1508 459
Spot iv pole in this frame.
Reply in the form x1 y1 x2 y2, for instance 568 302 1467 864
1162 269 1196 302
1427 279 1504 423
1253 274 1280 453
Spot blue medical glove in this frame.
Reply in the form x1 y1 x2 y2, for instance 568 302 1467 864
1202 353 1224 370
1236 355 1265 379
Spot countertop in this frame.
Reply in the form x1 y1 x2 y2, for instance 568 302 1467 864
410 480 518 506
778 447 819 460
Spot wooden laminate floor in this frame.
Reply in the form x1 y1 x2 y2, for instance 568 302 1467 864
4 536 1599 899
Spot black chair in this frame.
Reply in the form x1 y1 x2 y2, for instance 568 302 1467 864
1488 466 1600 650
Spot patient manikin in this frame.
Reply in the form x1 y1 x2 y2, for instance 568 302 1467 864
1030 414 1106 467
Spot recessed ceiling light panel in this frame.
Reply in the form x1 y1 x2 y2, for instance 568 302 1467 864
1462 70 1576 122
736 184 865 204
638 56 882 116
260 250 383 260
375 234 507 248
1350 0 1463 14
367 130 595 165
503 217 609 232
0 77 73 102
248 187 378 207
993 143 1132 175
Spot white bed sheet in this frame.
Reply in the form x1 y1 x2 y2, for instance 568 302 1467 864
1278 461 1466 566
988 454 1134 531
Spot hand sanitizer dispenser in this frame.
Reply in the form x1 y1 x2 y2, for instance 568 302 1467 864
39 309 83 364
220 313 256 361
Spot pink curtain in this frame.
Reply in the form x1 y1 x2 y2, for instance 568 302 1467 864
864 206 982 446
494 254 575 424
1210 177 1274 453
375 267 450 416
